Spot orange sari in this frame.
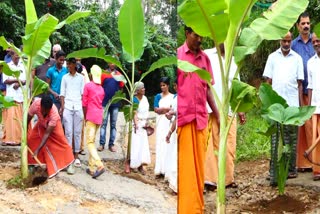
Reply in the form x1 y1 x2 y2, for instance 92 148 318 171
28 121 74 178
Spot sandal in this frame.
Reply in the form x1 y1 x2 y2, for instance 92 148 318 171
138 166 146 175
226 182 238 188
79 150 86 155
287 172 298 179
92 167 105 179
86 168 94 176
97 145 104 152
313 174 320 181
74 159 81 168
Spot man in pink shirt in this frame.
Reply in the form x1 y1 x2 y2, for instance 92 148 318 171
177 26 219 214
82 65 105 179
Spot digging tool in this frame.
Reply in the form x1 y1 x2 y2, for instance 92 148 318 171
304 126 320 166
27 146 46 169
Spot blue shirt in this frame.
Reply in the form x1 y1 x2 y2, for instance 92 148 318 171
101 73 122 107
291 34 315 95
153 93 161 108
46 64 68 102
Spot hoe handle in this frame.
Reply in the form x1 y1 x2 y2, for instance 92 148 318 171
27 146 45 168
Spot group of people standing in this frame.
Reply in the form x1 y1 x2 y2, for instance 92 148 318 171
176 11 320 213
263 12 320 185
1 43 127 179
127 76 178 194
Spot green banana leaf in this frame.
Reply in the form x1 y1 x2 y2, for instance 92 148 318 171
32 77 49 97
23 14 58 58
313 23 320 36
225 0 257 64
0 95 15 108
234 0 308 63
67 48 124 71
24 0 37 25
141 57 177 81
56 11 91 30
230 79 257 112
177 59 212 83
118 0 145 62
0 61 21 78
178 0 229 44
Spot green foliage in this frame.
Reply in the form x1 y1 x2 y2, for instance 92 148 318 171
118 0 145 62
236 109 270 161
7 175 26 189
32 77 49 97
259 83 288 112
259 83 315 195
230 79 258 113
234 0 309 63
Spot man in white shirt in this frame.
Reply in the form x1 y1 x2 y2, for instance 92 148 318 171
307 33 320 181
263 32 304 186
204 44 246 190
2 51 26 146
60 58 84 170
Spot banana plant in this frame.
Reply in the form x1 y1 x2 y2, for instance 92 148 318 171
178 0 308 212
68 0 176 166
259 83 315 194
0 0 90 179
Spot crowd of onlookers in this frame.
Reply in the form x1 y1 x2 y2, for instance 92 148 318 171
0 42 178 191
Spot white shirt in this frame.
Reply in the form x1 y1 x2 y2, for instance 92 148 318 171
204 48 239 115
307 54 320 114
60 72 84 110
263 48 304 107
4 61 26 102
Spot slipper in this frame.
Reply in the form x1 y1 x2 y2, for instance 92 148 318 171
138 166 146 175
226 182 238 188
79 150 86 155
205 183 217 191
287 172 298 179
86 168 94 176
313 174 320 181
74 159 81 168
298 168 312 173
92 167 105 179
97 145 104 152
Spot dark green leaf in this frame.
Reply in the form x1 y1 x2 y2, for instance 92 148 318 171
230 79 257 112
259 83 288 113
283 106 315 126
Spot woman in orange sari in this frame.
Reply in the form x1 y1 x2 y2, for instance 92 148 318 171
27 95 74 178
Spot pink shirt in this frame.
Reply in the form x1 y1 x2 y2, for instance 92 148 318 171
82 81 105 125
28 99 60 128
177 42 214 130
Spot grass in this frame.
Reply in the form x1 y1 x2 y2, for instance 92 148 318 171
236 107 270 162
